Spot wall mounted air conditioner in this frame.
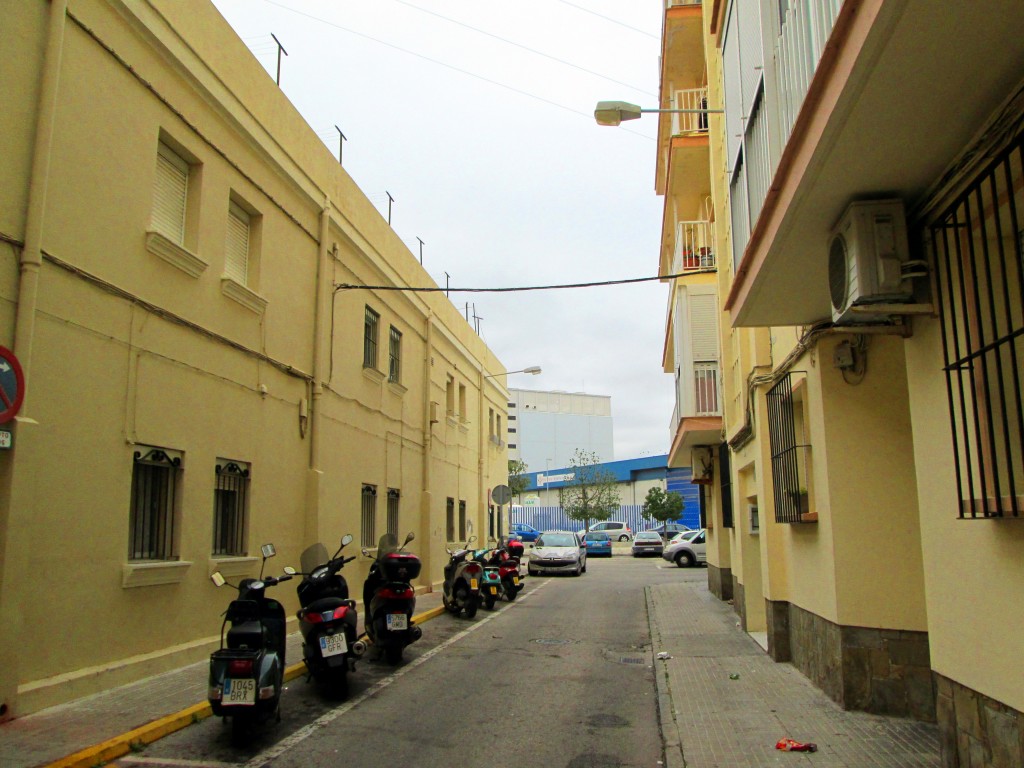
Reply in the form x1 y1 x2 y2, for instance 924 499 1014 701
827 199 912 324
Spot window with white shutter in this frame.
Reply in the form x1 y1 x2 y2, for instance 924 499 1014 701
151 143 188 245
690 293 719 362
225 201 250 285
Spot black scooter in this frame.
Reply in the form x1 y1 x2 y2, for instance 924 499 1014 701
296 533 366 699
442 536 482 618
361 532 422 665
208 544 293 746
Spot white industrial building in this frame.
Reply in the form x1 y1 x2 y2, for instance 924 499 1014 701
507 388 614 473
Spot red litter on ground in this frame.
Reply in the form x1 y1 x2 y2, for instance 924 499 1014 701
776 738 818 752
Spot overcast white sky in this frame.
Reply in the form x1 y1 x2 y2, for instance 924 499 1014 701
210 0 671 463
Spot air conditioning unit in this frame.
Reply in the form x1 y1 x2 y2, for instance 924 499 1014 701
827 199 912 324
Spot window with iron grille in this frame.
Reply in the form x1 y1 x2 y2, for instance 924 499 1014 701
388 326 402 383
363 306 379 369
446 497 455 541
488 505 496 539
718 442 733 528
361 485 377 547
932 133 1024 518
387 488 400 537
213 460 249 556
766 373 812 524
129 447 182 560
458 500 467 541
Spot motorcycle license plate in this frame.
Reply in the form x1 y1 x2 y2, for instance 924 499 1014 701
470 578 478 590
513 576 520 585
386 613 408 631
488 586 497 595
319 633 347 658
223 678 255 706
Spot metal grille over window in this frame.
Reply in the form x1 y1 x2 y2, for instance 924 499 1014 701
932 133 1024 519
388 326 402 383
386 489 400 537
458 500 467 541
446 497 455 541
718 442 734 528
361 485 377 547
213 461 249 556
766 374 812 524
225 202 250 285
363 306 379 369
129 448 181 560
151 143 188 244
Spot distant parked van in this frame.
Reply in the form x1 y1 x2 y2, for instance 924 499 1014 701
577 521 633 541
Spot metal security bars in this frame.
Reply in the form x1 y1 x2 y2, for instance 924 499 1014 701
213 461 249 556
932 134 1024 519
446 497 455 541
129 448 181 560
718 442 734 528
363 306 379 369
458 500 467 541
361 484 377 547
387 488 400 537
766 374 812 523
388 326 402 383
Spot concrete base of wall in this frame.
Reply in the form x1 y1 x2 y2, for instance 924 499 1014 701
732 576 746 631
936 673 1024 767
766 599 791 662
707 564 732 601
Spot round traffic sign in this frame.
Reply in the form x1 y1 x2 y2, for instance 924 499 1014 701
0 347 24 424
491 484 512 505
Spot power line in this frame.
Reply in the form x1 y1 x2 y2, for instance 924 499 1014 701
553 0 658 39
334 272 690 294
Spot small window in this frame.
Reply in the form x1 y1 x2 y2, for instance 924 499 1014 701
387 488 400 537
458 500 467 540
446 376 456 416
213 460 249 556
225 201 250 285
363 307 380 369
508 443 517 449
459 384 467 421
129 447 182 561
151 142 189 245
446 497 455 541
361 484 377 547
388 326 402 383
749 504 760 534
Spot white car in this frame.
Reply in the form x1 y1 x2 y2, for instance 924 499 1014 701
528 530 587 576
576 521 633 542
662 529 707 567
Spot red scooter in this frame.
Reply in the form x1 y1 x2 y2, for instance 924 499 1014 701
361 532 422 664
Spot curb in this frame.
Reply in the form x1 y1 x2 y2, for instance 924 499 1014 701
45 606 448 768
646 586 686 768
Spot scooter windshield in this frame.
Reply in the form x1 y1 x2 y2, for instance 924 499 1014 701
375 533 399 558
300 542 330 574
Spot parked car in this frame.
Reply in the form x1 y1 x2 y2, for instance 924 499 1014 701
662 529 707 567
648 522 693 540
577 521 633 542
583 531 613 557
509 522 541 543
631 530 664 557
528 531 587 576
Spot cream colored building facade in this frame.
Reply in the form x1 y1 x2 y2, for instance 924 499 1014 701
658 1 1024 763
0 0 509 718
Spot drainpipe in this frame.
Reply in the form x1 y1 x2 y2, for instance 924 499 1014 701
420 312 434 578
477 364 486 542
305 199 330 543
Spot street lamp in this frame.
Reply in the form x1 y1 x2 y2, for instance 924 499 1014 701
594 100 723 127
484 366 541 379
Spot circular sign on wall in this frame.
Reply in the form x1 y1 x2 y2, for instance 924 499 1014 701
0 347 25 424
491 484 512 505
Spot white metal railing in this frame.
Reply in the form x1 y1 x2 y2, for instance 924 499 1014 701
669 401 680 445
666 0 701 8
693 362 721 416
671 87 710 135
674 220 715 273
775 0 844 145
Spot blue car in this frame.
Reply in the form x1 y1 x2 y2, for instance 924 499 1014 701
583 531 613 557
510 522 541 542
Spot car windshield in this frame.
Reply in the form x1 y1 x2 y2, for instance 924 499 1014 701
537 533 576 547
585 533 609 541
681 530 701 541
637 532 661 541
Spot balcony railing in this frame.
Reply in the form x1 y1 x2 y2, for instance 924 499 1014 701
674 220 716 272
670 87 710 135
666 0 701 7
693 362 720 416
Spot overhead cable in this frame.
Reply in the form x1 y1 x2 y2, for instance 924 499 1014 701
335 272 694 294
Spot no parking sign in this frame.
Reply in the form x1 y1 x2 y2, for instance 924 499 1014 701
0 347 25 440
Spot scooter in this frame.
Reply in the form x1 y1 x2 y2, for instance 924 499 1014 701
208 544 293 746
441 536 482 619
361 532 422 665
472 545 506 610
295 534 366 699
498 537 525 601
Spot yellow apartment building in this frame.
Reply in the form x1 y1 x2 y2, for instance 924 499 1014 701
657 0 1024 763
0 0 509 718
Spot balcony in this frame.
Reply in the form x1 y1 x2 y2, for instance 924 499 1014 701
674 220 715 273
668 363 723 466
670 88 710 136
666 0 701 7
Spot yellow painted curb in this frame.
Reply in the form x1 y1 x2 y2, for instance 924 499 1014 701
45 604 446 768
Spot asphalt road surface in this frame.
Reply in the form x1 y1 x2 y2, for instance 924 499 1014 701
114 552 703 768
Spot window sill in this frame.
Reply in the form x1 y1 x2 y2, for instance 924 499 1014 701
363 366 385 384
146 231 207 278
387 380 407 396
209 555 259 579
799 512 819 523
221 277 267 316
446 416 459 428
122 559 192 588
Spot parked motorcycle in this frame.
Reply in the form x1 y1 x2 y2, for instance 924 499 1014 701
361 532 422 664
441 536 482 618
472 545 506 610
498 537 525 601
208 544 293 746
295 534 366 699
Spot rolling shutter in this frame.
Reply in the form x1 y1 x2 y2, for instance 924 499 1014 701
225 201 250 284
151 143 188 244
690 293 719 362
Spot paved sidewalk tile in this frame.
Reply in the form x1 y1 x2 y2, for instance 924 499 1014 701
649 582 940 768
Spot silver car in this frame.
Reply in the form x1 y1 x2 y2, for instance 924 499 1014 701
527 531 587 576
662 529 707 567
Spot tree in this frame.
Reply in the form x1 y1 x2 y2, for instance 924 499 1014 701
642 486 685 525
559 449 620 532
507 459 529 500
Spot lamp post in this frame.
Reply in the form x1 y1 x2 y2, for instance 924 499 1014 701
593 100 723 127
484 366 541 379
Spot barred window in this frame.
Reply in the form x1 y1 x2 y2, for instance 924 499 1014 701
459 500 467 541
387 488 400 537
129 447 182 560
766 374 812 524
363 306 380 369
361 485 377 547
719 442 734 529
932 133 1024 518
213 460 249 556
446 497 455 541
388 326 402 383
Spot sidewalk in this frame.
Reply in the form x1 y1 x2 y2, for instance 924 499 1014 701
647 581 940 767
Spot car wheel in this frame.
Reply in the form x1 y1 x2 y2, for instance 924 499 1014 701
618 534 630 542
581 559 587 574
675 550 696 568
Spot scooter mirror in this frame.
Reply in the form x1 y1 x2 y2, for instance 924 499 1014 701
361 548 370 557
261 543 276 559
210 572 226 587
283 566 296 575
403 531 416 546
341 533 354 547
467 535 477 544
